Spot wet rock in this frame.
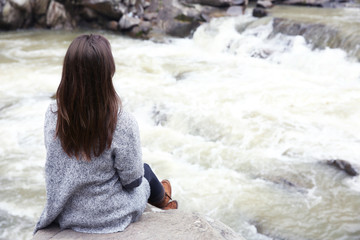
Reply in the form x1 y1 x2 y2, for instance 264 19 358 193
0 1 24 29
119 14 141 29
252 7 267 17
326 159 359 177
184 0 233 7
279 0 327 7
9 0 29 10
143 12 157 20
175 71 191 81
152 105 168 126
106 20 118 30
270 18 341 50
257 171 314 192
32 0 50 15
31 0 50 27
250 48 272 58
80 0 124 20
78 7 99 21
0 0 34 29
270 17 360 61
0 0 249 38
138 20 152 32
165 16 201 38
256 0 272 8
129 21 152 38
226 6 243 16
145 0 203 38
46 0 73 29
33 205 245 240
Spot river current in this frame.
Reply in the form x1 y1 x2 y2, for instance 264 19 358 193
0 6 360 240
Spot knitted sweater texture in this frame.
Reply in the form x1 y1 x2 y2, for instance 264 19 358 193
34 103 150 234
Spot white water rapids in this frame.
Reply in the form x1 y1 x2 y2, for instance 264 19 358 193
1 9 360 240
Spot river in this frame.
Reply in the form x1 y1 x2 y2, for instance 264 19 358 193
0 5 360 240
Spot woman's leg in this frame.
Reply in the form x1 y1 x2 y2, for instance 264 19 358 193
144 163 165 204
144 163 178 209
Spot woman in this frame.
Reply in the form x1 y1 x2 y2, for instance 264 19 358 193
34 34 178 234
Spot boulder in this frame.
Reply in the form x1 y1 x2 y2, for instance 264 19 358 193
183 0 233 7
46 0 73 29
80 0 124 20
270 18 341 49
256 0 272 8
326 159 359 177
0 1 24 29
226 6 244 16
9 0 30 10
106 20 118 30
119 13 141 29
31 0 50 15
145 0 204 38
279 0 328 7
32 206 245 240
0 0 34 29
0 0 250 38
252 7 267 17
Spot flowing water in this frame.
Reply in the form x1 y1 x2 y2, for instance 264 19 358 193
1 6 360 240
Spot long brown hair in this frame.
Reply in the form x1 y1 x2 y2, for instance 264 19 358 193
56 34 120 161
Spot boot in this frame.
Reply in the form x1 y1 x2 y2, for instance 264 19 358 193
162 200 178 210
149 179 178 210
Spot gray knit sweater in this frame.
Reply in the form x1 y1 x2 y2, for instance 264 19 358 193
34 103 150 234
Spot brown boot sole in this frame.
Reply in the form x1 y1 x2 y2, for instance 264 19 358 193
162 200 178 210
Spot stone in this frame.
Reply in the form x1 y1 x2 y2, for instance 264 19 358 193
10 0 30 10
232 0 245 4
252 7 267 17
184 0 233 7
164 17 200 38
226 6 243 16
0 0 33 29
138 20 152 32
143 12 158 21
46 0 72 29
80 0 123 20
33 205 245 240
270 18 342 50
119 14 141 29
0 1 24 29
326 160 359 177
32 0 50 15
106 20 118 30
256 0 272 8
280 0 328 7
79 7 99 21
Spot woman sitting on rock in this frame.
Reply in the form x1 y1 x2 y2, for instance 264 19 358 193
34 34 178 234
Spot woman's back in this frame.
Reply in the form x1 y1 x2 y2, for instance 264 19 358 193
35 103 150 234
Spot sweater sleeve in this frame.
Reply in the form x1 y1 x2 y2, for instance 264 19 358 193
113 110 144 188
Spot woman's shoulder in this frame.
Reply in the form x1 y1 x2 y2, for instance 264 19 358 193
44 101 57 121
116 108 139 133
46 101 57 114
118 108 136 124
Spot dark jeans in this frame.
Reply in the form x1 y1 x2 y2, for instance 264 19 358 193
144 163 165 203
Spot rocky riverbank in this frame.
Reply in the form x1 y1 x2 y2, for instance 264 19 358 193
0 0 355 39
33 205 245 240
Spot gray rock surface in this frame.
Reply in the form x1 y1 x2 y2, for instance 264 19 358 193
46 0 72 30
33 205 244 240
0 0 247 38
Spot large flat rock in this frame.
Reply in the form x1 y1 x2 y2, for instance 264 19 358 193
33 205 244 240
